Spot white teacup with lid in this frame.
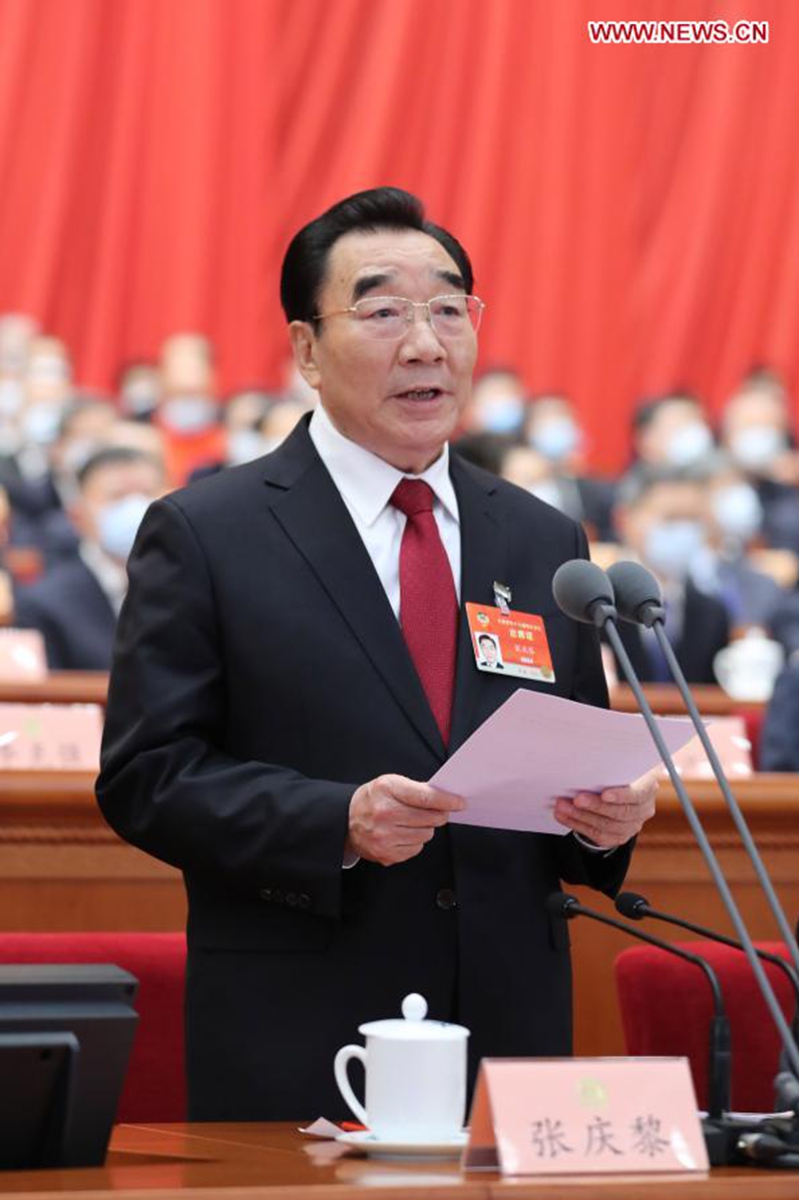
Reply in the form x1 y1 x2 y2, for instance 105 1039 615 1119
333 993 469 1143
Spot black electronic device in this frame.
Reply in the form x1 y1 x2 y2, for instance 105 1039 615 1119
0 964 138 1169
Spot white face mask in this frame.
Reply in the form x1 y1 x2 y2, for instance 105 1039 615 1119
160 394 218 434
0 378 23 416
530 417 580 461
22 403 64 444
729 425 787 472
527 480 564 510
663 422 714 467
644 519 706 580
710 483 763 542
479 397 525 435
226 429 270 466
97 493 152 561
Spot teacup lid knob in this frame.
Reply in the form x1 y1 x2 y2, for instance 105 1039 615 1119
401 993 428 1022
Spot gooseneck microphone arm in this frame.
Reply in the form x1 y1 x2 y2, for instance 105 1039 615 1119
616 891 799 1020
551 559 799 1080
547 891 731 1119
607 559 799 984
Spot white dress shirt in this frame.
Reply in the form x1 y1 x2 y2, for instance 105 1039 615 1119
308 404 461 617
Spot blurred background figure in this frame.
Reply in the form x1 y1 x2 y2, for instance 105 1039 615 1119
463 365 527 436
157 333 223 484
760 655 799 771
610 469 730 683
719 366 799 553
519 394 616 539
12 446 166 669
117 360 162 423
630 392 715 473
689 458 784 632
0 314 40 450
258 395 312 452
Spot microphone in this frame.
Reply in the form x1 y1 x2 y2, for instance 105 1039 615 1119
552 559 799 1092
551 559 617 628
616 890 799 1093
615 891 799 1019
547 891 731 1119
607 560 799 991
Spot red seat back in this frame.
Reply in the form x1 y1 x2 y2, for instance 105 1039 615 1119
615 940 795 1112
0 932 186 1121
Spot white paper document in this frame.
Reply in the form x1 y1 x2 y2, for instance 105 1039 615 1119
431 689 695 835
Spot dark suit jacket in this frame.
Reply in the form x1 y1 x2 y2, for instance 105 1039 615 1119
13 557 117 670
610 580 730 685
96 419 631 1121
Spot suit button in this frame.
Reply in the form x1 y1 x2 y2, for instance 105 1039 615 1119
285 892 298 907
436 888 457 911
259 888 272 902
298 894 311 910
272 889 284 905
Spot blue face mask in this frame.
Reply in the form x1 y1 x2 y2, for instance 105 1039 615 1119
530 417 580 461
644 520 705 580
479 398 525 435
97 494 152 561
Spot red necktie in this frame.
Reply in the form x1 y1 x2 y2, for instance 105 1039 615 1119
391 479 458 745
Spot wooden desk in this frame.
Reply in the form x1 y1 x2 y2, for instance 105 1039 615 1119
0 672 108 706
1 1123 797 1199
2 773 799 1056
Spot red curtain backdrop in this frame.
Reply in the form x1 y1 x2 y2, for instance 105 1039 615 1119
0 0 797 470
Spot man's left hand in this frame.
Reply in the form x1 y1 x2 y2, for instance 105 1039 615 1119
554 768 659 849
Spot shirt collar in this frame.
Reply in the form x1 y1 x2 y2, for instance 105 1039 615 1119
309 404 459 527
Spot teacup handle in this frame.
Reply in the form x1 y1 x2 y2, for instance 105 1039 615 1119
334 1044 368 1126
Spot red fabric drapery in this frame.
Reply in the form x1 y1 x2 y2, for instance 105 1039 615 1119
0 0 796 470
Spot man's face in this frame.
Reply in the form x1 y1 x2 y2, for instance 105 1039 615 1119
479 636 498 664
73 460 164 547
290 229 478 472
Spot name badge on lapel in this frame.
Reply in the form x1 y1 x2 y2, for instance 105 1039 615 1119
466 601 556 683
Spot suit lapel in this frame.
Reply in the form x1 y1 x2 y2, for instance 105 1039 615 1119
448 456 508 753
263 421 446 759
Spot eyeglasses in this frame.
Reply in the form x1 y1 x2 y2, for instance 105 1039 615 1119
314 294 485 340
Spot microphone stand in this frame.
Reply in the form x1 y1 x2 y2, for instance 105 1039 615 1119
585 599 799 1163
649 616 799 982
597 606 799 1072
617 892 799 1095
550 893 732 1125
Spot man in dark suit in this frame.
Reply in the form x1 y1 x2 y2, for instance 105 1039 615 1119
14 447 165 669
96 188 656 1122
609 469 730 684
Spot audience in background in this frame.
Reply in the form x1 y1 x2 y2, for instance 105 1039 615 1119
117 360 161 423
1 310 798 734
463 365 527 435
629 392 715 472
719 367 799 554
609 470 730 684
13 447 166 669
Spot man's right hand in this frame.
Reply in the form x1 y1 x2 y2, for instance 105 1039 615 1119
346 774 466 866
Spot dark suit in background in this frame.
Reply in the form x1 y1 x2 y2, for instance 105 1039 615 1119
97 419 631 1120
14 557 116 669
609 579 730 685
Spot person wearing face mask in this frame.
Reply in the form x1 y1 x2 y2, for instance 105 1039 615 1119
12 447 165 669
719 368 799 554
629 392 715 474
689 461 784 630
521 395 616 540
608 470 730 684
463 365 527 436
156 333 225 485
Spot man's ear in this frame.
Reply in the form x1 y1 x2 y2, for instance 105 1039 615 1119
289 322 321 390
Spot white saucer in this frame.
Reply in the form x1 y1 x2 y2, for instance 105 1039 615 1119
336 1130 468 1159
